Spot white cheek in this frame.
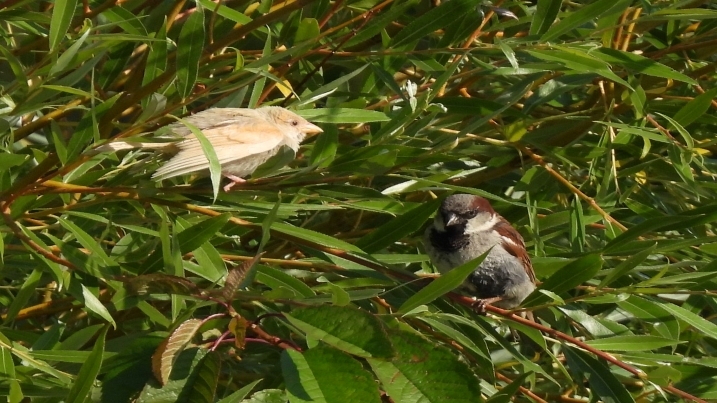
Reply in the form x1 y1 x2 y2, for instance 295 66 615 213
463 214 498 234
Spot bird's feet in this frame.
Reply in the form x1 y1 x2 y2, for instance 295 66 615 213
223 174 246 192
470 296 503 314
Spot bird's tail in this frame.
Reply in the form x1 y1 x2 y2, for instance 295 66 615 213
90 141 172 155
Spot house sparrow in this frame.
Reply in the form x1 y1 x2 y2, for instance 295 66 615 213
97 106 323 191
424 194 536 311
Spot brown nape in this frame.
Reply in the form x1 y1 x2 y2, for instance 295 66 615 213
469 195 496 213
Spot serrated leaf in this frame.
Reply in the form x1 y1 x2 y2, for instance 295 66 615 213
400 250 490 313
282 346 381 403
152 319 204 386
183 351 221 403
285 305 393 359
367 330 480 403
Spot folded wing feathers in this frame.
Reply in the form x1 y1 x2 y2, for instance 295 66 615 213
152 119 288 180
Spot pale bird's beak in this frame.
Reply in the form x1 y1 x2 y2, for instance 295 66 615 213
302 122 323 136
444 213 460 227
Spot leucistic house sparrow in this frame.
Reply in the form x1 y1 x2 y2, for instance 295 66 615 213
98 106 323 191
424 194 536 310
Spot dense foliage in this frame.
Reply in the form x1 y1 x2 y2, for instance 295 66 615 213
1 0 717 401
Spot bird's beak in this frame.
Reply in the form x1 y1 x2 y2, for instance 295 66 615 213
302 122 323 136
444 213 460 227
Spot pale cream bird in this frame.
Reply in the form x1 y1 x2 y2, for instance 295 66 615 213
98 107 323 191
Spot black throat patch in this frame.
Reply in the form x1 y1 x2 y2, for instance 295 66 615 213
429 227 469 252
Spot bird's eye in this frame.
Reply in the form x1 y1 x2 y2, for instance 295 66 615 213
290 119 299 126
464 210 478 219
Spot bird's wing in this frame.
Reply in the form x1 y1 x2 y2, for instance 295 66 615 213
152 117 287 180
494 218 536 283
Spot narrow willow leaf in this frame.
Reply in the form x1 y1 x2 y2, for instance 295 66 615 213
530 0 561 36
672 88 717 127
356 199 440 252
599 243 656 287
4 268 42 322
255 265 315 298
177 5 205 98
66 326 109 403
585 335 682 351
81 285 116 328
57 216 114 266
285 305 393 359
486 372 530 403
297 108 390 124
216 379 262 403
390 0 474 48
399 250 490 314
541 0 632 42
657 301 717 340
282 346 381 403
522 254 602 307
152 319 204 385
563 347 636 403
367 330 480 403
49 0 78 51
223 253 262 301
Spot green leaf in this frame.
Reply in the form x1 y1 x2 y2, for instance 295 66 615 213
143 213 231 273
522 254 602 307
356 199 440 252
367 330 480 403
399 250 491 314
271 222 365 253
297 108 390 124
58 216 114 266
256 265 315 298
176 5 205 98
591 48 696 84
294 18 319 43
541 0 632 42
599 243 656 287
585 335 682 351
66 325 108 403
81 285 117 328
182 352 221 403
282 346 381 403
563 347 636 403
217 379 263 403
285 305 393 359
672 88 717 127
657 300 717 340
49 0 78 51
530 0 561 36
390 0 474 48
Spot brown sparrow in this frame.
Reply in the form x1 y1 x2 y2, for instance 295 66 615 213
424 194 536 310
98 107 323 191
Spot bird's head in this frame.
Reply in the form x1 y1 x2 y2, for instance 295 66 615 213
261 107 323 142
434 194 497 234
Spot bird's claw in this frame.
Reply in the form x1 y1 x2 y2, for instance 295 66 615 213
223 174 246 192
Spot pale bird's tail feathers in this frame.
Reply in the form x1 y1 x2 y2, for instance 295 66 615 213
93 141 172 154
